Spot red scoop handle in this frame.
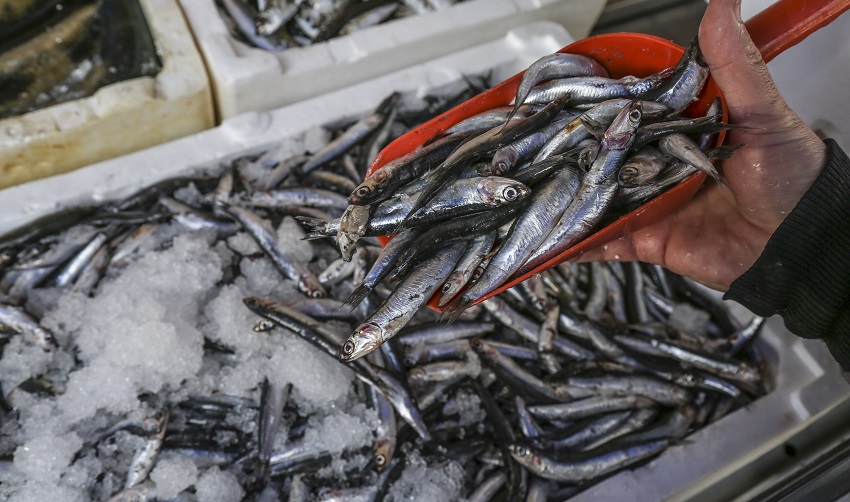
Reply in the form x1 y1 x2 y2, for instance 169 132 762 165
747 0 850 63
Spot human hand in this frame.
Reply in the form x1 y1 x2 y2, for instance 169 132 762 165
576 0 828 291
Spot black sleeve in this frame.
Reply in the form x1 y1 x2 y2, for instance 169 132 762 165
723 139 850 369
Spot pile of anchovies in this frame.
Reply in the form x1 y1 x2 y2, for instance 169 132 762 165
332 37 742 365
0 55 768 500
217 0 461 51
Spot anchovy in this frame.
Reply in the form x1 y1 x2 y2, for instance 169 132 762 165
349 133 468 206
468 471 507 502
54 232 109 288
727 315 767 356
400 96 569 229
658 133 723 184
618 146 669 188
344 228 423 307
528 395 656 421
540 411 632 451
0 304 58 351
257 380 290 483
340 243 465 362
509 439 669 483
408 357 479 385
159 197 241 235
301 114 385 174
438 232 496 307
632 114 728 150
450 166 582 311
642 36 709 115
579 408 660 451
220 0 287 51
242 297 431 440
337 204 371 261
440 105 540 137
222 203 325 297
396 321 496 346
488 114 576 176
470 339 585 403
369 384 397 472
506 52 610 125
533 99 666 163
481 296 595 360
125 410 168 489
523 72 668 107
237 188 350 210
520 101 644 275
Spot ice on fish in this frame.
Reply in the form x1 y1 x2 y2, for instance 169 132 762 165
43 234 221 422
196 466 244 502
150 454 199 499
386 451 466 502
277 216 314 263
13 433 82 483
305 405 376 454
226 231 261 256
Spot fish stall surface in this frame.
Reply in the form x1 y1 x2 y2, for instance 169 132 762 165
0 58 767 500
0 0 162 121
215 0 466 50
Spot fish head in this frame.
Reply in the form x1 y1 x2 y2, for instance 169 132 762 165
468 338 497 358
639 101 672 119
374 437 396 472
508 444 541 469
437 273 464 308
349 184 374 205
298 276 327 298
143 409 169 439
340 323 384 362
604 101 643 150
478 179 531 206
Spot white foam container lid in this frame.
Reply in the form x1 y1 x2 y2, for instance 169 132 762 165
178 0 605 120
0 0 214 190
1 21 848 500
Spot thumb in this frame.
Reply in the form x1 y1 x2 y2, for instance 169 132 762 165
698 0 787 126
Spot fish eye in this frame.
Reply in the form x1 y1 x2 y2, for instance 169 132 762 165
343 341 355 355
629 109 642 122
356 187 370 197
442 282 452 293
503 187 518 201
376 454 386 466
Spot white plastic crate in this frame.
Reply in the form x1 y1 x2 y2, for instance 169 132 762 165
0 0 214 190
178 0 605 120
1 22 848 500
741 0 850 152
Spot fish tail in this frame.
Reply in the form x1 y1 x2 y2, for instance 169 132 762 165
706 144 744 160
343 285 371 309
295 216 332 240
439 294 472 323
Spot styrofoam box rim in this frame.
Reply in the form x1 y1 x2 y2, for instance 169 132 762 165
0 0 209 148
179 0 606 119
0 21 847 500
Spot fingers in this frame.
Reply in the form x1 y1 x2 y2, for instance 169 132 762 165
698 0 789 126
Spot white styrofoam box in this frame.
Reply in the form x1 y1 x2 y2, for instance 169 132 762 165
741 0 850 152
0 0 214 190
178 0 605 120
1 21 847 500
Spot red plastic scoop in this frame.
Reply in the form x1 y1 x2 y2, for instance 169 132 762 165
365 0 850 310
